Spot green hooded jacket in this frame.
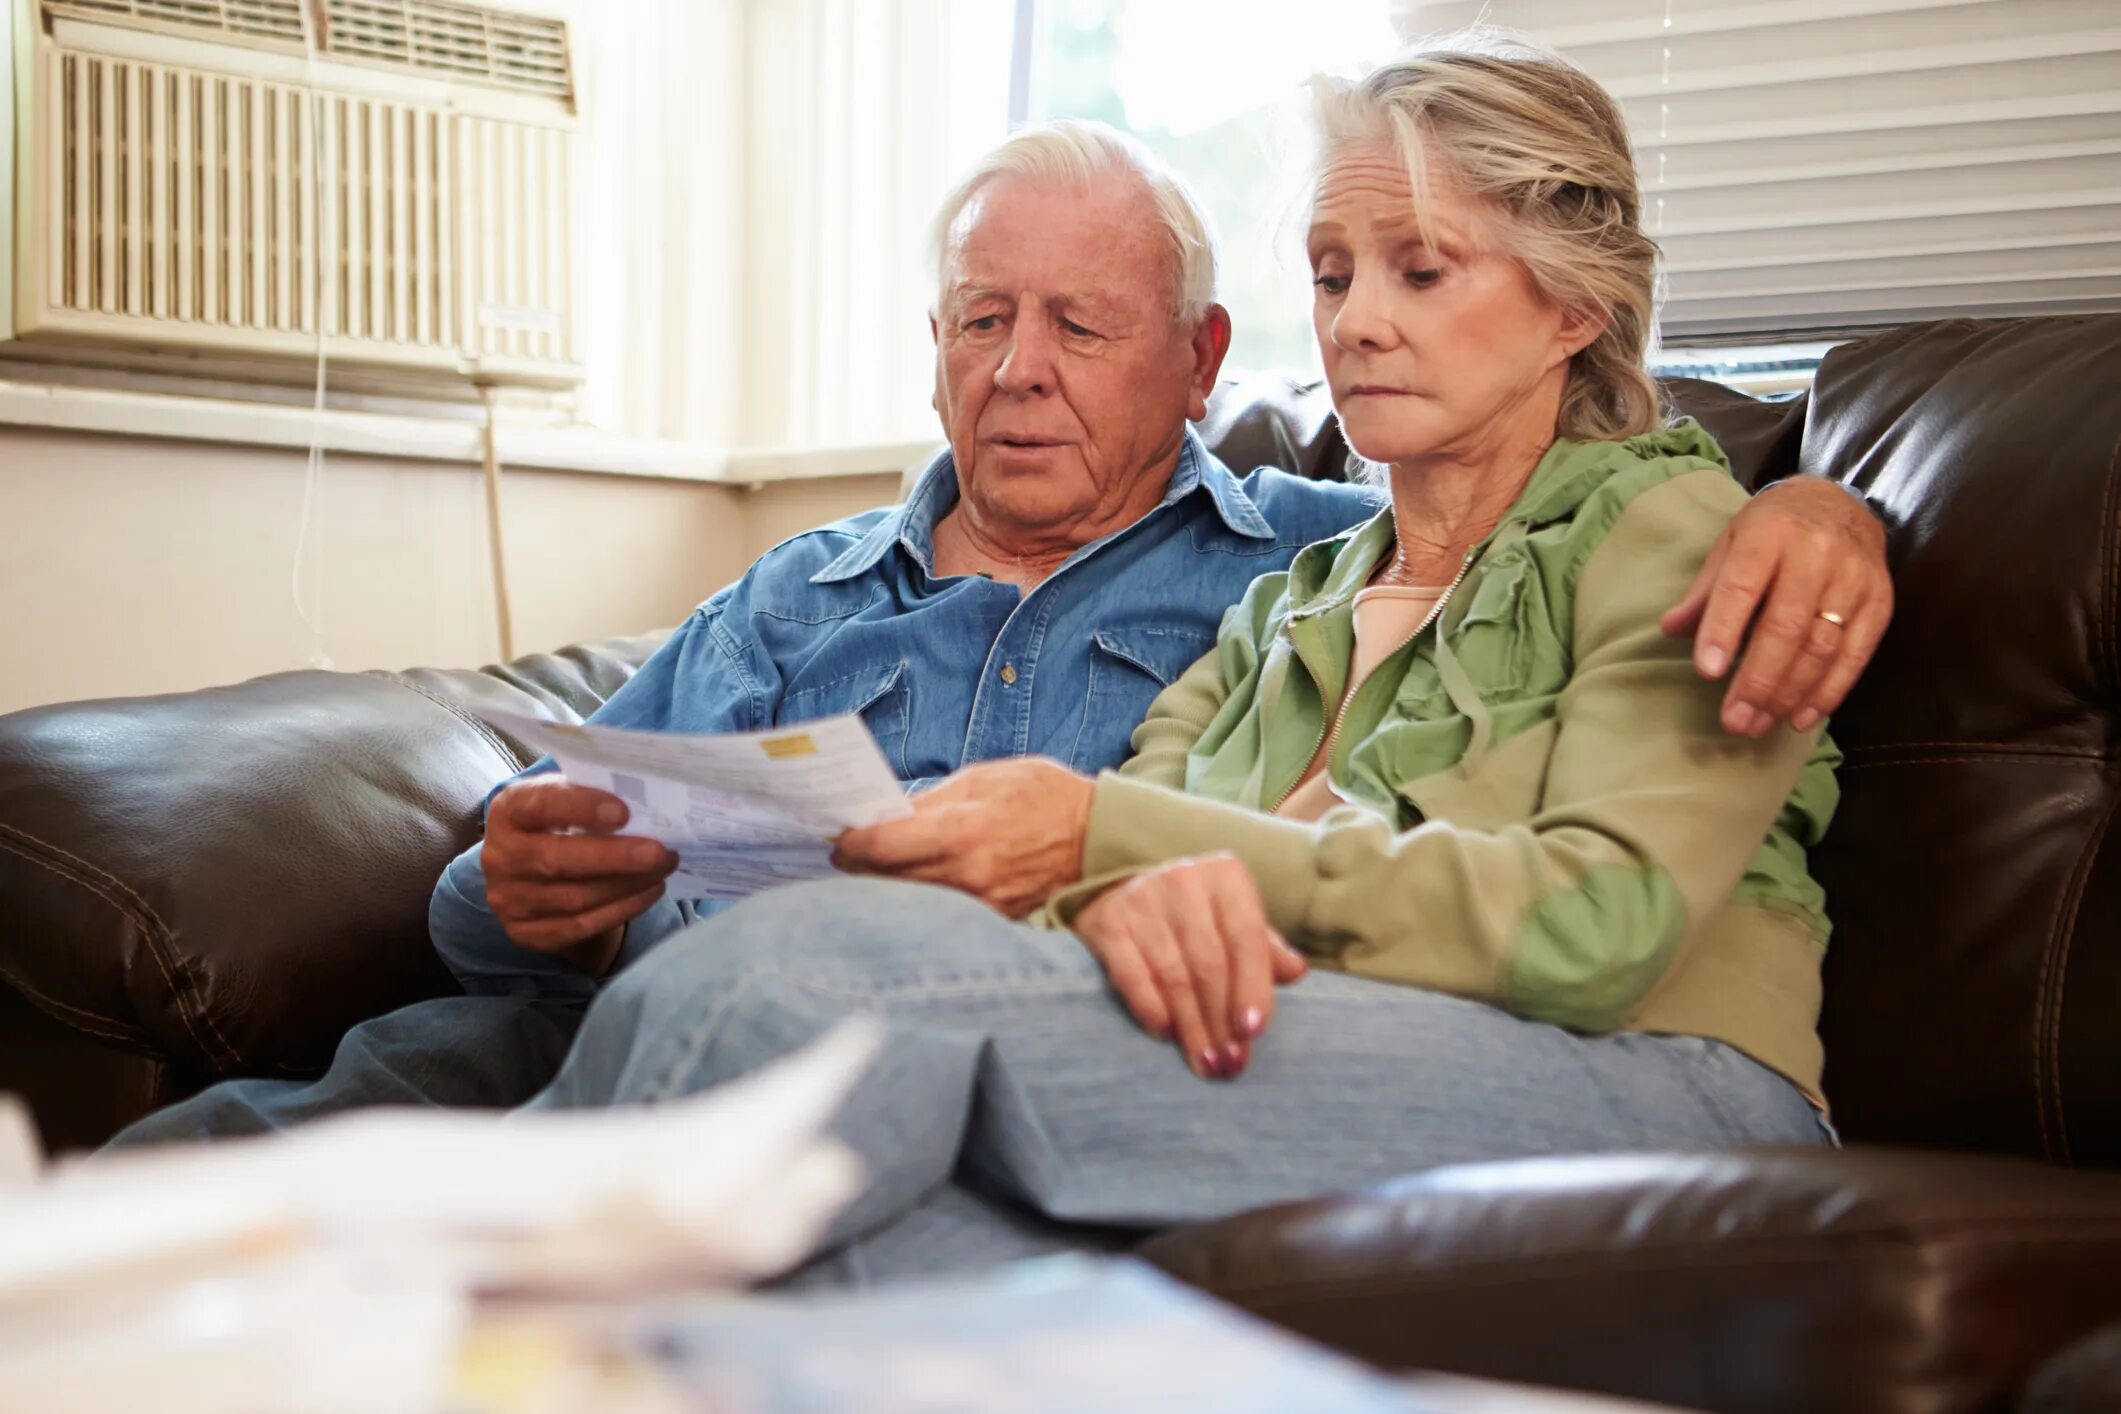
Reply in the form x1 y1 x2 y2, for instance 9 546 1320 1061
1058 421 1841 1096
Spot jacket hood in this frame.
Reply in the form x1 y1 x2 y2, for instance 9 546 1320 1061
1285 420 1729 615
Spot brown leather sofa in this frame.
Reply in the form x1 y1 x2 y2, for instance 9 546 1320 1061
4 315 2119 1412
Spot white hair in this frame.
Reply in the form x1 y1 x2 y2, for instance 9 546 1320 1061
927 119 1219 324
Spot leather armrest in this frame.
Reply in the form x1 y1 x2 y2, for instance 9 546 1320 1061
1140 1146 2121 1414
0 633 665 1081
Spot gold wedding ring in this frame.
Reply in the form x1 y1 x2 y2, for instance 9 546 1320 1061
1816 610 1848 628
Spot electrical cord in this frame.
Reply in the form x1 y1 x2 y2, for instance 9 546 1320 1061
291 32 332 670
479 383 515 662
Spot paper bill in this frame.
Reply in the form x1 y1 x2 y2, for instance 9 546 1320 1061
477 709 912 901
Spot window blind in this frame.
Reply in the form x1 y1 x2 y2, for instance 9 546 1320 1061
1393 0 2121 343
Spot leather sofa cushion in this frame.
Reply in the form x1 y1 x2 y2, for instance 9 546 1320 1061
1142 1146 2121 1414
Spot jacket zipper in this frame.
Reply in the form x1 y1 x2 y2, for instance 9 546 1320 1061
1268 546 1479 814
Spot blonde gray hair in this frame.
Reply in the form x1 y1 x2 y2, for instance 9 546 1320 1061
1313 31 1661 441
928 119 1219 324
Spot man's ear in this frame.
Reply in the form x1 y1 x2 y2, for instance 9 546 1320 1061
929 313 943 414
1186 303 1234 423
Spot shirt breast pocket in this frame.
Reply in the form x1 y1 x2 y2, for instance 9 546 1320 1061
781 660 913 778
1070 627 1215 772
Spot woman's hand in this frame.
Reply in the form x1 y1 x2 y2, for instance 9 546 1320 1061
1074 853 1309 1081
832 758 1095 917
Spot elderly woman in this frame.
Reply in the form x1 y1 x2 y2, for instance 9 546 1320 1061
536 38 1839 1286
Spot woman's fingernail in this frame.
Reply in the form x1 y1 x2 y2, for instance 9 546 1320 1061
1222 1042 1244 1073
1241 1007 1264 1038
1158 1022 1175 1042
1792 708 1819 732
1727 704 1759 734
1700 647 1729 678
1198 1049 1221 1077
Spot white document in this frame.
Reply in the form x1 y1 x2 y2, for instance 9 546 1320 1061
479 708 913 901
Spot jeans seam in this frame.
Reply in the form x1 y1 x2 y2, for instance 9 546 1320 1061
644 970 773 1103
1685 1040 1802 1144
963 1035 1080 1217
787 971 1106 1004
636 963 1108 1104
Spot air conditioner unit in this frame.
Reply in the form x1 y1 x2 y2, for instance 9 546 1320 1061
1 0 582 391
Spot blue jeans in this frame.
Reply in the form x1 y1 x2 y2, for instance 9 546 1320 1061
526 878 1830 1289
106 996 585 1148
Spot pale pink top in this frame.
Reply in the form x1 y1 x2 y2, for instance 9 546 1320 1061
1275 583 1448 823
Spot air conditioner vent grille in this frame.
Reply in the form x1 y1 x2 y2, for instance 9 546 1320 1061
41 0 309 51
35 48 577 376
323 1 574 104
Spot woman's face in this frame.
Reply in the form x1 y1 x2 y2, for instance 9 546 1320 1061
1307 138 1598 469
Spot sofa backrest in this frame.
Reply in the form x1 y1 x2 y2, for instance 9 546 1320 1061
1797 316 2121 1166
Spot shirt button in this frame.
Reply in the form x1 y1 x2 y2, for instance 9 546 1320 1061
999 663 1018 686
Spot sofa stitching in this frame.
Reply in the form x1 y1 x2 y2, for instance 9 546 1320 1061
0 831 193 1047
0 828 241 1071
0 959 144 1044
2035 796 2112 1165
1840 753 2114 770
0 826 239 1072
2101 430 2119 695
370 672 527 773
1840 743 2106 760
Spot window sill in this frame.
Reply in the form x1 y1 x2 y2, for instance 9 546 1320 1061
0 378 939 487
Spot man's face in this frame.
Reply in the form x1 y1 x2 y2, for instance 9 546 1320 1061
931 174 1225 538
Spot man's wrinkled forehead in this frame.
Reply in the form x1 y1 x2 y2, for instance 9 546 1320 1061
936 174 1170 314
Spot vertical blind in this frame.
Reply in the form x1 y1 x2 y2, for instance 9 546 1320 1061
1393 0 2121 342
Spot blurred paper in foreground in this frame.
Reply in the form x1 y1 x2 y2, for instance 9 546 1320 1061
0 1019 880 1414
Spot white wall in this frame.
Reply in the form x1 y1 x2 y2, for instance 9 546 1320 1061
0 428 902 716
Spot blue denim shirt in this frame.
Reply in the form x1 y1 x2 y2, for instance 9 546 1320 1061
431 431 1381 998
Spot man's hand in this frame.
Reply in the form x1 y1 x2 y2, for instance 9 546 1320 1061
832 758 1094 917
480 777 677 977
1074 853 1308 1081
1661 475 1893 737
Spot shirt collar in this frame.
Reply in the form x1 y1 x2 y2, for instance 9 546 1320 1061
1170 429 1276 540
809 429 1274 586
811 448 958 583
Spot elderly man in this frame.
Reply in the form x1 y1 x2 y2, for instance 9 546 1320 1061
112 121 1888 1146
